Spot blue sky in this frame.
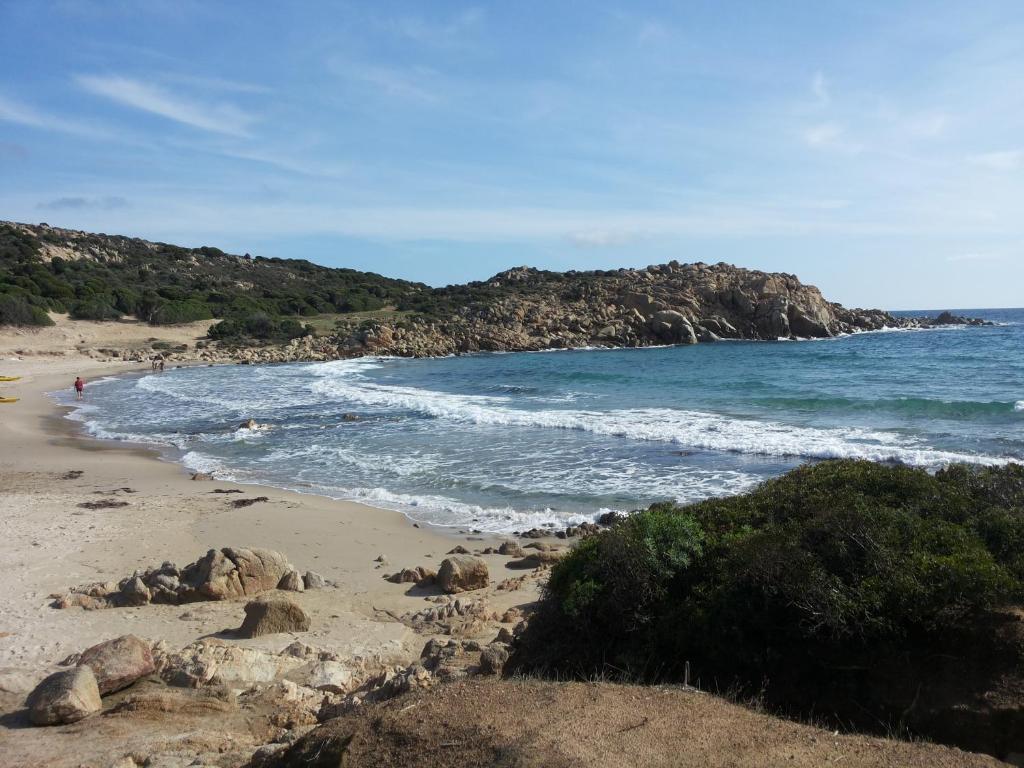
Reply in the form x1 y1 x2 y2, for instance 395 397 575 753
1 1 1022 309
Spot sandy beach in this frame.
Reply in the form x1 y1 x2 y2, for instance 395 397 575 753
0 320 541 765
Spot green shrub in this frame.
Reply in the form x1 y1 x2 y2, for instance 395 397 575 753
69 298 122 321
208 312 311 342
150 300 212 325
0 293 54 326
516 460 1024 686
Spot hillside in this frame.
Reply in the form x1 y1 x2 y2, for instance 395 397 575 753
0 221 978 362
0 221 426 330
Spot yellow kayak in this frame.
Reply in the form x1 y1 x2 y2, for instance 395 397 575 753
0 397 19 404
0 376 20 382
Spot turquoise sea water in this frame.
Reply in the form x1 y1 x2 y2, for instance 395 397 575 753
62 308 1024 532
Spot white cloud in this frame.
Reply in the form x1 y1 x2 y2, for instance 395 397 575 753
76 75 256 137
327 59 441 104
968 149 1024 171
0 93 109 139
811 71 830 106
387 8 483 47
801 122 862 153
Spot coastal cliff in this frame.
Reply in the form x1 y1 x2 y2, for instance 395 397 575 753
332 263 934 359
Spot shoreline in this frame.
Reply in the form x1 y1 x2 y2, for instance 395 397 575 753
0 352 535 688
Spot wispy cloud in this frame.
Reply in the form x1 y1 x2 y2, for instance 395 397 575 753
0 93 109 139
385 8 483 47
811 71 830 106
968 149 1024 171
160 73 271 95
327 59 441 104
76 74 257 136
802 121 862 153
38 195 128 211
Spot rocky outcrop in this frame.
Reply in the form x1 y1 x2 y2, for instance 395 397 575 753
78 634 155 695
26 667 102 725
237 597 311 638
437 555 489 594
315 263 991 360
52 547 315 609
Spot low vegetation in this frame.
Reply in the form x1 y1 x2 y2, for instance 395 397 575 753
0 223 425 331
512 460 1024 747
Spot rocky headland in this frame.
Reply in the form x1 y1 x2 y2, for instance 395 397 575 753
0 222 989 366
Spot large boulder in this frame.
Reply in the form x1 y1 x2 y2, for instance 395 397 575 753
237 596 311 638
650 310 698 344
77 634 155 695
181 547 294 601
498 540 525 557
26 667 102 725
479 642 511 675
437 555 489 594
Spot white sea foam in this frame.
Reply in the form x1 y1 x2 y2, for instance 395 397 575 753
1016 401 1024 413
308 360 1014 468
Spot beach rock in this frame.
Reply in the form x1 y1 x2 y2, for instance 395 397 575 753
58 547 305 610
506 550 565 570
479 642 511 675
77 634 155 695
437 555 489 594
26 667 101 725
120 575 151 606
446 545 471 555
237 597 311 638
497 540 524 557
303 661 356 694
596 511 624 526
650 310 698 344
278 569 305 592
519 528 549 539
183 547 294 601
302 571 326 589
53 593 105 610
191 472 213 481
523 542 554 551
387 566 436 585
158 641 305 688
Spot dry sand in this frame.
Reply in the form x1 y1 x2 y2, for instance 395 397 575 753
0 321 538 763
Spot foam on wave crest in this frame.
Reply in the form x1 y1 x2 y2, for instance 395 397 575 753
308 360 1013 468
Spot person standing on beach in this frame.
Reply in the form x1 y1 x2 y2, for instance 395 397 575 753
73 376 85 400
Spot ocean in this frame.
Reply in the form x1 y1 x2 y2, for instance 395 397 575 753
61 308 1024 533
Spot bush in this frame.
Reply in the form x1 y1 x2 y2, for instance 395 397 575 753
69 298 122 321
0 293 54 326
207 312 312 343
149 300 212 325
516 460 1024 688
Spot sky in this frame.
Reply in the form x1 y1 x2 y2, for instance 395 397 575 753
1 1 1022 310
